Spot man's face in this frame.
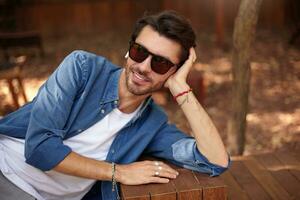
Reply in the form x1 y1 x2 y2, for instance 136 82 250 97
125 25 182 95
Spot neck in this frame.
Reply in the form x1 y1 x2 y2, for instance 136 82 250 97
118 70 149 113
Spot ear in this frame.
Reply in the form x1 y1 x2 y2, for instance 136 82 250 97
124 51 129 59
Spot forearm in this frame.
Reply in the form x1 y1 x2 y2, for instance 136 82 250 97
169 81 229 168
53 151 112 181
53 151 179 185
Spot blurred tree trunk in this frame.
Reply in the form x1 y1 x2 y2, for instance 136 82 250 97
227 0 262 155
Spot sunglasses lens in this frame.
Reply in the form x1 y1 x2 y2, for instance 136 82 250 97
129 43 148 63
128 42 175 75
151 57 173 74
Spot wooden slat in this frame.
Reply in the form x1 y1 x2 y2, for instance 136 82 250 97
194 172 227 200
274 151 300 181
121 181 177 200
255 153 300 199
147 182 176 200
229 160 272 200
171 169 202 200
220 171 250 200
290 150 300 161
7 78 20 108
243 156 293 200
121 184 150 200
16 77 28 103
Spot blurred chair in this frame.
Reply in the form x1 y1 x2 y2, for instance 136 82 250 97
0 56 28 108
0 31 44 109
0 31 44 60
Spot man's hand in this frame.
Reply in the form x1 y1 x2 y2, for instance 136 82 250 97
164 47 197 94
115 160 179 185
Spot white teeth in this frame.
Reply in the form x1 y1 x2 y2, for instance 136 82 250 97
134 72 146 81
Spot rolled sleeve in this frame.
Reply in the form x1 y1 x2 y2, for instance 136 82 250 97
24 50 87 171
172 138 231 176
145 122 230 176
25 135 72 171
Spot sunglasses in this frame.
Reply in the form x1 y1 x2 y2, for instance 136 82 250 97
128 41 178 75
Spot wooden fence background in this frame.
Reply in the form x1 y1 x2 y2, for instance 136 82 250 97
12 0 289 37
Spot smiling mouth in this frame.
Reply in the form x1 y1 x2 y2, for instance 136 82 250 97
132 70 151 84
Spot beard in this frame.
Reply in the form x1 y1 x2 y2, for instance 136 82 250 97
125 64 166 96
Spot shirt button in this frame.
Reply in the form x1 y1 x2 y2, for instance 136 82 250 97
111 149 115 154
101 109 105 114
114 100 118 105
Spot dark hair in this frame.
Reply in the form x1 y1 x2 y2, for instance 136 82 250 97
130 10 196 66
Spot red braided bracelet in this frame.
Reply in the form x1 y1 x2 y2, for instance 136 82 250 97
173 88 192 100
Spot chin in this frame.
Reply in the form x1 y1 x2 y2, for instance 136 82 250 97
127 82 152 96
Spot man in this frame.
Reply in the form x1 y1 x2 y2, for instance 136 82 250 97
0 11 230 200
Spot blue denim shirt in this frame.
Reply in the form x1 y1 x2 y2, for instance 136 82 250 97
0 50 230 199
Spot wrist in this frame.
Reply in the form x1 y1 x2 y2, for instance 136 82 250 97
114 164 123 183
167 80 190 96
173 88 192 101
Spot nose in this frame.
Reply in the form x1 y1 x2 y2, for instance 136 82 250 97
137 55 152 73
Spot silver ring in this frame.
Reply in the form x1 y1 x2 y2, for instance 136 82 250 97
155 171 160 176
154 161 160 166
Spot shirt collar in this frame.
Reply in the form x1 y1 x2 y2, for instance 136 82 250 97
99 68 121 105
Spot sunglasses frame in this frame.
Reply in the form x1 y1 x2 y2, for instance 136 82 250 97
128 41 178 75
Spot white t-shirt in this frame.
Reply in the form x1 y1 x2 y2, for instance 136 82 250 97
0 106 141 200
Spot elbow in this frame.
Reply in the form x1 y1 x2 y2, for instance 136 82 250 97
210 154 231 176
215 153 230 168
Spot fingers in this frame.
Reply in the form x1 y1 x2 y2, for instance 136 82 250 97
146 160 179 184
157 162 179 177
149 177 170 184
176 47 197 76
149 161 179 179
154 170 176 179
190 47 197 63
185 47 196 66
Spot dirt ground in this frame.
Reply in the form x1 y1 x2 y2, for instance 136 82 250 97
0 30 299 156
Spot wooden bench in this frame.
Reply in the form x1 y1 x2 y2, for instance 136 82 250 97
121 159 227 200
121 150 300 199
121 168 227 200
